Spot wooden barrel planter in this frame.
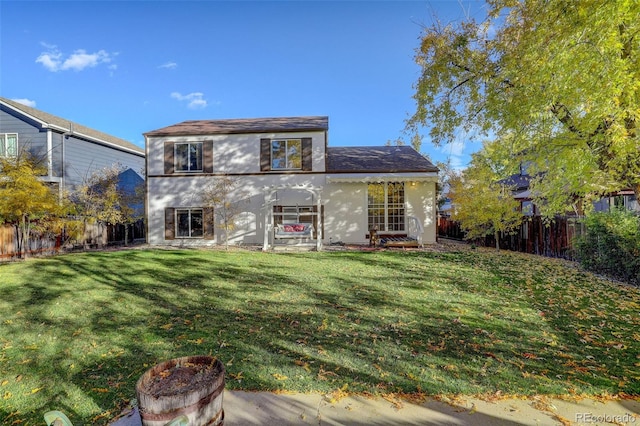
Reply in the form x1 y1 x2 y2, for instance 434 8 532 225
136 355 225 426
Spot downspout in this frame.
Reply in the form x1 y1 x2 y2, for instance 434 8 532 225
316 190 322 251
61 131 67 194
144 135 149 244
46 131 53 178
262 188 271 251
434 173 439 244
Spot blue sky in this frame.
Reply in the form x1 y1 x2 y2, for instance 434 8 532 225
1 0 487 169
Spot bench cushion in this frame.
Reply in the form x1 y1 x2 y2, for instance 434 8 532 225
275 223 314 238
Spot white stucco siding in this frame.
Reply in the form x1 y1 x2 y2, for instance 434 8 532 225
147 174 326 246
146 131 326 176
322 182 369 244
325 174 439 245
322 180 438 245
406 181 438 244
148 175 439 247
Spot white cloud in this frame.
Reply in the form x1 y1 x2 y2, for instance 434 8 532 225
11 98 36 108
36 51 62 71
40 41 57 50
159 62 178 69
62 49 111 71
171 92 208 109
36 44 115 72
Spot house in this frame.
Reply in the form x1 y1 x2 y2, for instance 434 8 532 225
0 97 145 195
499 170 639 216
498 172 536 216
144 116 439 250
593 189 638 213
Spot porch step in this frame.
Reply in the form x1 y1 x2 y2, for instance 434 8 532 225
272 243 316 252
381 237 419 248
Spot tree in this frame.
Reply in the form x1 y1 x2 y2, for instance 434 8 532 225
407 0 640 217
73 165 144 246
385 138 405 146
119 179 145 246
0 154 65 258
448 148 522 250
201 176 249 250
75 165 123 226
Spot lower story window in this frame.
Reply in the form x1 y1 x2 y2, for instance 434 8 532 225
368 182 405 232
176 208 203 237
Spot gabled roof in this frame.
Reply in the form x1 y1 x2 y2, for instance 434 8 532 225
327 146 438 173
0 97 144 155
497 173 532 191
145 116 329 137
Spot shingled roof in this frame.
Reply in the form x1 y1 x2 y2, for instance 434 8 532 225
496 173 533 191
327 146 438 173
145 116 329 136
0 97 143 155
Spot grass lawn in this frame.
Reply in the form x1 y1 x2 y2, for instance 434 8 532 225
0 245 639 424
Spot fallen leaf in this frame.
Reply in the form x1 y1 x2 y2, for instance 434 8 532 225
294 360 311 372
229 372 244 380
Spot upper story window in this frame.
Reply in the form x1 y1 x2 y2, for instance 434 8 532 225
271 139 301 170
0 133 18 157
164 141 213 174
175 142 203 172
260 137 312 172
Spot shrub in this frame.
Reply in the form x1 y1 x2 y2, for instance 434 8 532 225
574 208 640 285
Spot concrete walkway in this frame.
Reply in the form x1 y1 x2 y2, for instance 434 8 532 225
110 391 640 426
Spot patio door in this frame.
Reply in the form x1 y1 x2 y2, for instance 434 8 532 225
367 182 405 232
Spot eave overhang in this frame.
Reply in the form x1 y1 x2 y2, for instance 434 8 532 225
326 172 438 183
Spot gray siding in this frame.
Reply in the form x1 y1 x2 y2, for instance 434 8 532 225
63 136 144 189
0 108 49 164
51 133 63 177
1 106 144 190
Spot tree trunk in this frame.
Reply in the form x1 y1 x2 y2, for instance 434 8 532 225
224 221 229 251
21 215 30 259
494 230 500 251
14 223 23 259
124 224 129 247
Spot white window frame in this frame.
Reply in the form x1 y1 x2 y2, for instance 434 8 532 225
271 139 302 170
175 142 203 172
367 182 405 232
176 208 204 238
0 133 18 157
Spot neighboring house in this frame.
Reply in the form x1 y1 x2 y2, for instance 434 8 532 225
499 170 639 216
593 189 638 213
0 97 145 195
498 172 536 216
144 116 439 250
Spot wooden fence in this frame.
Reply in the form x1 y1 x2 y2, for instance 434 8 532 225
1 224 63 260
438 216 585 260
1 220 145 260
